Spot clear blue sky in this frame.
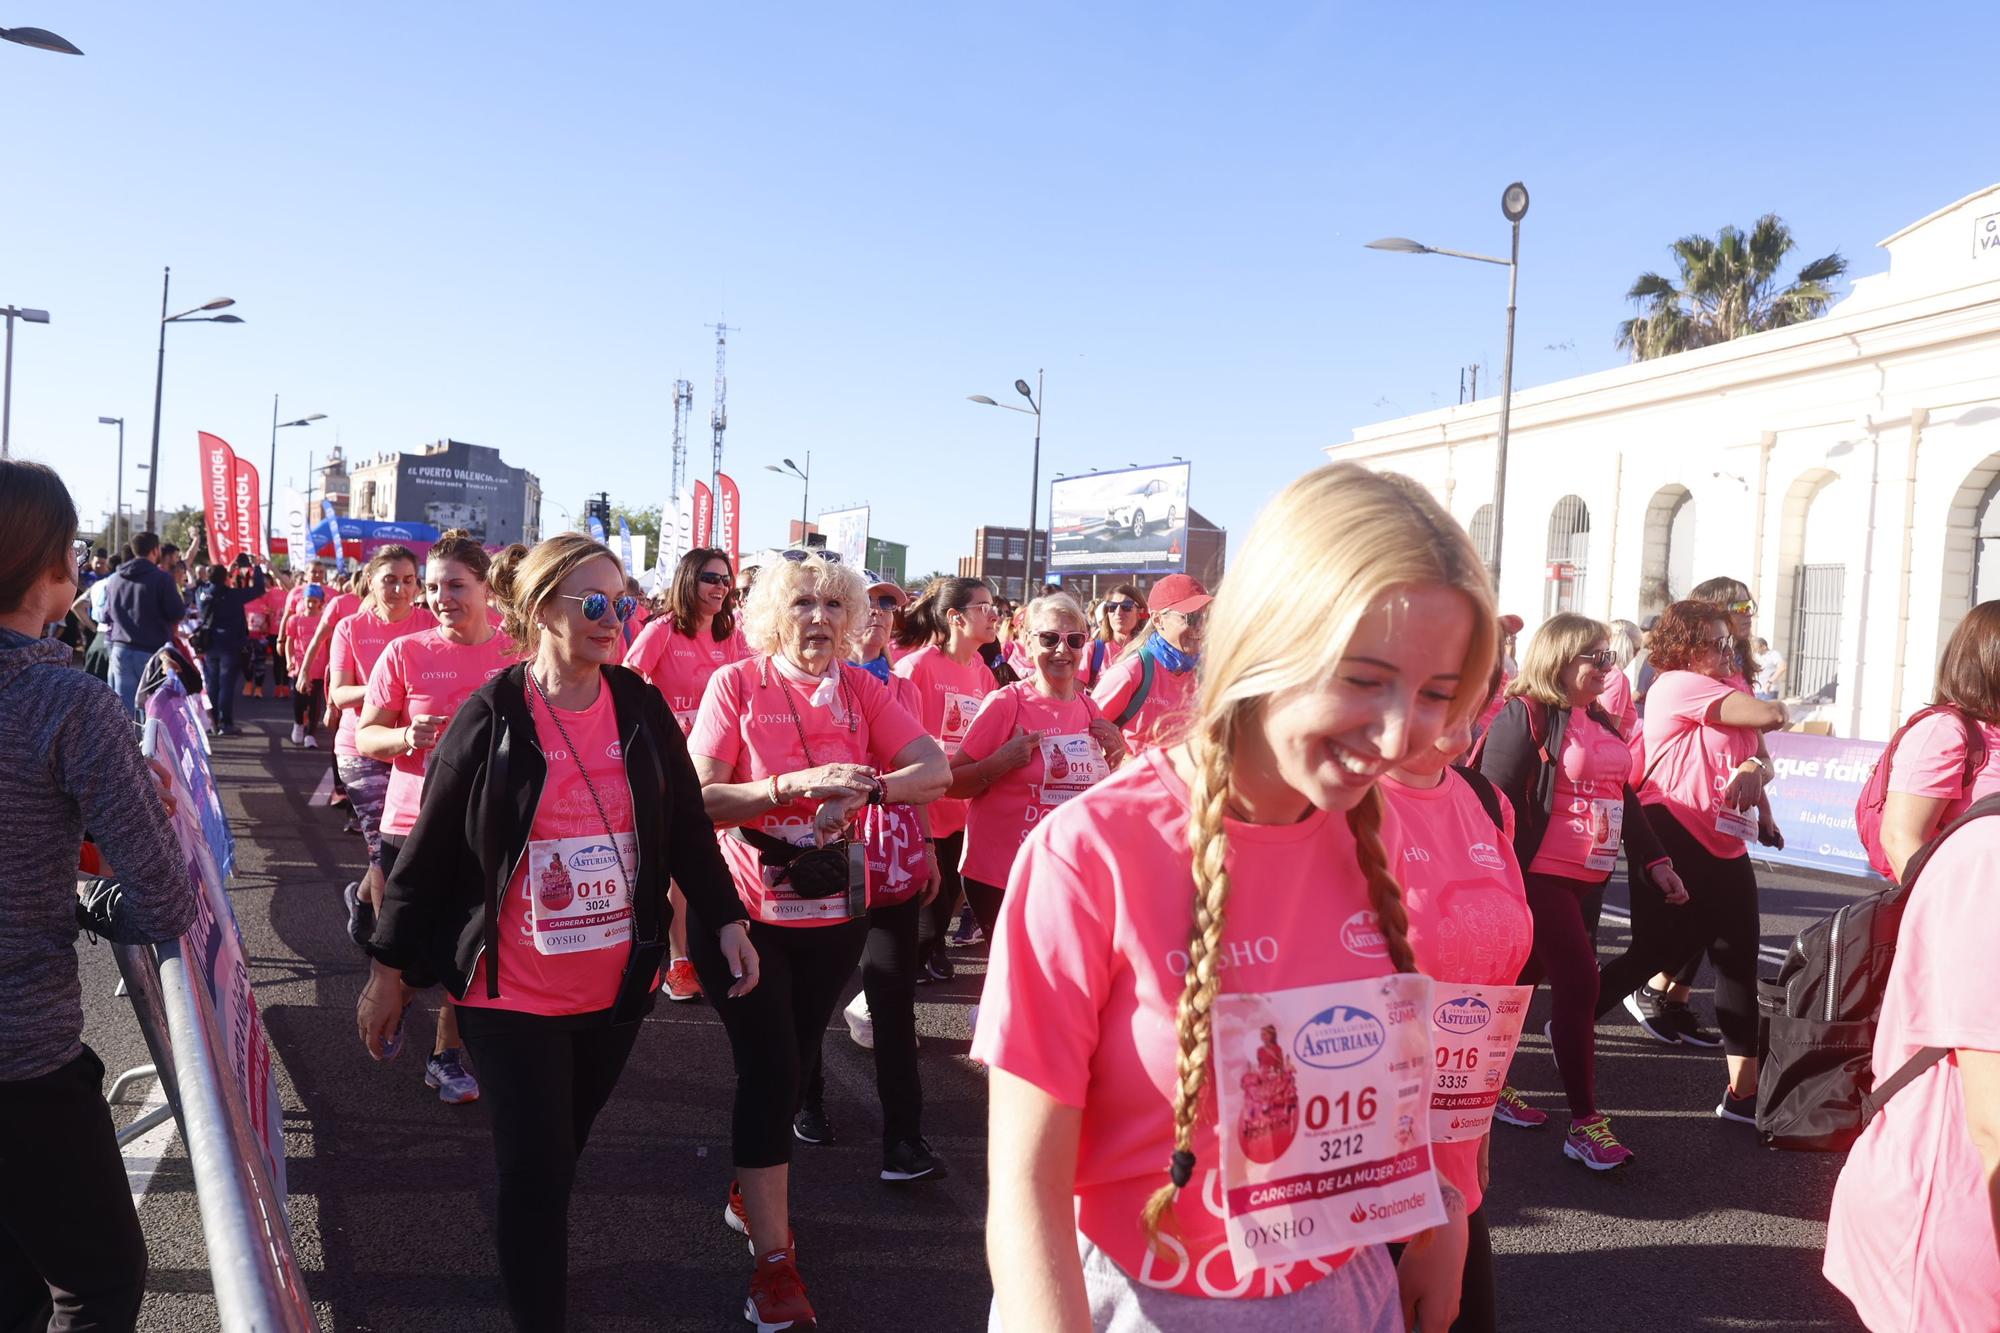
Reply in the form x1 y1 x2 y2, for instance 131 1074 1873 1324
6 2 1995 576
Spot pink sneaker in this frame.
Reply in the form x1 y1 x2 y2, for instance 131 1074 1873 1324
1493 1085 1549 1129
1563 1115 1634 1170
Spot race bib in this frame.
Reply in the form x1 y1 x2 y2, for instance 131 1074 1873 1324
526 831 635 956
1211 974 1446 1274
1714 804 1758 842
742 820 865 923
1427 982 1532 1143
940 691 982 755
1038 732 1109 806
1583 796 1623 872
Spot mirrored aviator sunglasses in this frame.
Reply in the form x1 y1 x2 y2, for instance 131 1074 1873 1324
563 592 639 623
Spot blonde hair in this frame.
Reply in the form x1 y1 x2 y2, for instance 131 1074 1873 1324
740 553 867 658
1139 463 1496 1246
1508 613 1610 708
490 534 617 654
1023 591 1088 632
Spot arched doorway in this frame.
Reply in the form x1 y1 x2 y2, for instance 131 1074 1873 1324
1545 495 1589 617
1468 504 1495 569
1787 473 1848 704
1639 484 1695 616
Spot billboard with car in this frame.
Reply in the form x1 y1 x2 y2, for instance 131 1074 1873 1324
1048 461 1191 574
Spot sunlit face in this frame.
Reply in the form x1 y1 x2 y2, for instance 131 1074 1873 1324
1158 606 1206 653
695 558 734 616
1391 707 1478 782
1106 595 1143 637
1028 610 1089 686
539 556 627 668
949 589 1000 646
1254 584 1475 815
1693 619 1734 680
426 557 491 639
780 579 853 672
372 559 418 615
859 590 902 659
1559 637 1613 704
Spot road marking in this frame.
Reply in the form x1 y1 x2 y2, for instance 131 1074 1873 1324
1597 906 1789 967
310 766 336 806
121 1081 178 1206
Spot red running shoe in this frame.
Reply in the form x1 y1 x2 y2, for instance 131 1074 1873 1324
745 1247 816 1331
665 958 703 1003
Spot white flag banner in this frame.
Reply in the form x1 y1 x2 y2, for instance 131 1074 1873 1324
283 488 312 570
617 515 635 574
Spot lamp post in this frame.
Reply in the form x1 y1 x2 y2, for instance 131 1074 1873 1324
968 370 1044 599
0 23 81 54
764 453 811 536
1366 181 1529 590
143 267 243 531
1 304 51 458
268 398 325 542
98 416 125 549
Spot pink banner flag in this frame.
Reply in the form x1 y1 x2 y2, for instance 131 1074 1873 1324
230 453 263 559
716 472 741 571
692 481 714 548
199 432 241 566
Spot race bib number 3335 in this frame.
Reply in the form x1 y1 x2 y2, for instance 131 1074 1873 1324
1211 974 1447 1274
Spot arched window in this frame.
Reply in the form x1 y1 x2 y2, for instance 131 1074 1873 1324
1544 495 1590 617
1468 504 1495 567
1975 473 2000 608
1639 485 1694 615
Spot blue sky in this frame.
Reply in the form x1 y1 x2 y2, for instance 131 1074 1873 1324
6 2 1995 575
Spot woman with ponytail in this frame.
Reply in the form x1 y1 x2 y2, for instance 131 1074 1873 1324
978 463 1496 1333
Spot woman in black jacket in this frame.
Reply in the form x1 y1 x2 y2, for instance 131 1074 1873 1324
197 554 267 735
356 533 758 1333
1478 612 1685 1171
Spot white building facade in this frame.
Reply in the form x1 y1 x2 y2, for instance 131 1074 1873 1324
1328 183 2000 741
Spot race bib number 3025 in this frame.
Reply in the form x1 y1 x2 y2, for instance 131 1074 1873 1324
1211 974 1446 1274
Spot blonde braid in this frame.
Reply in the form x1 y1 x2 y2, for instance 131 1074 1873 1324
1140 722 1236 1246
1347 787 1419 975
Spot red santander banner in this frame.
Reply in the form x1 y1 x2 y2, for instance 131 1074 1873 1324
231 453 264 558
692 481 714 548
200 432 242 566
716 472 740 571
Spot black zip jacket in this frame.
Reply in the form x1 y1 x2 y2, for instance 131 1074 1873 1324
1477 695 1671 883
368 662 745 1000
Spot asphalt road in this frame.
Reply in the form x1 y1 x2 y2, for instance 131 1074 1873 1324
79 695 1869 1331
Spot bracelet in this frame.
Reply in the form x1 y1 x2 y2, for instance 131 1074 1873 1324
768 774 783 807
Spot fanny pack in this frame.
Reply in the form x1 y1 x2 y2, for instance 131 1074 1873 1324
733 826 866 915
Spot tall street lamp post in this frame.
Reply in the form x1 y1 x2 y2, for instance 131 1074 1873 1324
0 23 82 54
1 304 51 458
764 454 811 536
98 416 125 549
1366 181 1529 590
143 266 243 531
968 370 1044 598
268 398 326 541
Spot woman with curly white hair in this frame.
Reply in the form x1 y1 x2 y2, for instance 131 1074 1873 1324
686 551 949 1329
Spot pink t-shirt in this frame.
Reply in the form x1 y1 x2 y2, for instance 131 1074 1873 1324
329 607 439 758
1885 709 2000 830
1824 819 2000 1331
622 616 748 734
1077 636 1126 690
1597 669 1637 740
1092 647 1197 755
324 591 360 625
956 681 1107 889
861 673 934 904
687 656 928 927
972 748 1406 1299
1528 709 1635 883
1381 770 1531 1217
282 611 328 683
894 645 996 839
368 628 520 838
460 683 641 1017
1634 670 1759 858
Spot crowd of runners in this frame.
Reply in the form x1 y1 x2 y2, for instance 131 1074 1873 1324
5 451 1999 1333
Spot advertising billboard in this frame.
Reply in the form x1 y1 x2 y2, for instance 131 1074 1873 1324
821 505 871 569
1049 461 1191 574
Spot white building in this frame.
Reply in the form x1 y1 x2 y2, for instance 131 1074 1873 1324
1328 182 2000 740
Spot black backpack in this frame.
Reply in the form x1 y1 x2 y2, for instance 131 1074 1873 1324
1752 793 2000 1150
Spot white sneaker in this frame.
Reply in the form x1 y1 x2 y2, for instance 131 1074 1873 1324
290 723 305 744
303 735 319 748
844 992 873 1049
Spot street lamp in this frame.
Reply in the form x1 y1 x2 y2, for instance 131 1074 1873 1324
1 304 51 458
268 398 325 542
98 416 125 550
0 24 82 54
764 453 811 535
143 267 244 531
1366 180 1528 589
968 370 1044 598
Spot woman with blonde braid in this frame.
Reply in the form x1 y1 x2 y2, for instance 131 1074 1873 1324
979 463 1496 1333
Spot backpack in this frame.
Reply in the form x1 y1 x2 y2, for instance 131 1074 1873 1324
1751 792 2000 1151
1452 765 1505 833
1110 647 1157 730
1854 704 1986 883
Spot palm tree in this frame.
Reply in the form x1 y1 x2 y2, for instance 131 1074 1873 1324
1616 214 1847 361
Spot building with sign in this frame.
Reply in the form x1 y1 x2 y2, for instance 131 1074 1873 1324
1328 181 2000 740
346 439 543 546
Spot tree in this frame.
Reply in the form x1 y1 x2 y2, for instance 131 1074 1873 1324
161 506 209 565
609 504 661 569
1616 214 1847 361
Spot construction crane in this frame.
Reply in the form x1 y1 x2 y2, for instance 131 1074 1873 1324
669 378 694 494
706 321 736 496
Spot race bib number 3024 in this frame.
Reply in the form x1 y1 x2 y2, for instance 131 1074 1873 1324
526 831 635 956
1211 974 1447 1274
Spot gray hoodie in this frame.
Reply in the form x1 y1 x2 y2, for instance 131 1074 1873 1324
0 629 195 1081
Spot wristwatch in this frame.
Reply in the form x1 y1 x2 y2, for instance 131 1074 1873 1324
866 780 887 806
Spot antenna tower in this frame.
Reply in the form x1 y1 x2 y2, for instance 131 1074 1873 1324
669 378 694 493
706 322 737 495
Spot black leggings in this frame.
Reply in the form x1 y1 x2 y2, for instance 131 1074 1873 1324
687 912 870 1168
803 896 925 1148
292 676 324 731
1596 806 1763 1056
915 831 966 958
962 877 1006 949
1518 871 1607 1120
456 1004 642 1333
1389 1204 1493 1333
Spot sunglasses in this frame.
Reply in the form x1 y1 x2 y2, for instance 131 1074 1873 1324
697 571 734 587
779 549 840 563
1575 649 1617 670
1167 609 1207 629
1707 634 1736 652
1725 599 1755 615
561 592 640 623
957 601 998 616
1106 599 1141 613
1035 631 1090 651
870 595 903 611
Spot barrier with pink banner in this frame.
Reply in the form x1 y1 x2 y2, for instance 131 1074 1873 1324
1761 731 1886 879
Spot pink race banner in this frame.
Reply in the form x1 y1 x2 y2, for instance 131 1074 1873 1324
230 452 263 559
692 481 714 548
716 472 741 571
199 432 241 566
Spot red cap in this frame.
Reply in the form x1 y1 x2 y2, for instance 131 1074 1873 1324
1499 614 1525 634
1149 573 1213 615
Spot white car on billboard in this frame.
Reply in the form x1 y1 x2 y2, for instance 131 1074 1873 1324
1102 475 1180 540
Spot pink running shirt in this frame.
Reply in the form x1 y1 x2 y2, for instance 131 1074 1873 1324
688 657 928 927
1634 670 1759 859
1381 769 1531 1216
460 682 642 1017
1597 668 1637 740
1092 647 1197 755
1824 818 2000 1332
956 681 1107 888
283 611 328 684
368 628 519 838
894 644 996 839
1528 709 1635 883
972 748 1408 1299
1885 709 2000 830
622 616 748 734
329 606 438 758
